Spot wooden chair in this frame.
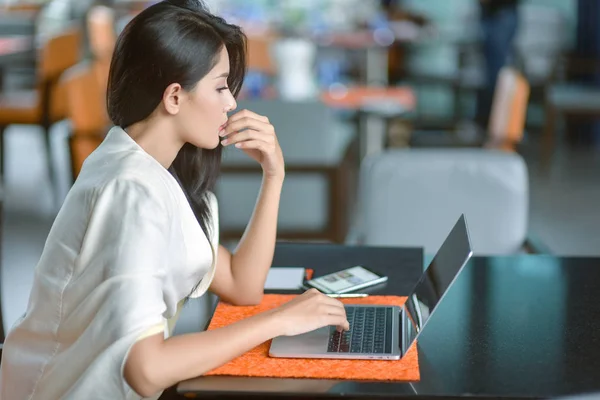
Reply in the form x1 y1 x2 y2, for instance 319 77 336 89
0 27 81 190
60 62 108 180
486 67 531 150
411 66 530 152
543 55 600 168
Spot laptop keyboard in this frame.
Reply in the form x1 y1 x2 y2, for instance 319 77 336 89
327 306 393 354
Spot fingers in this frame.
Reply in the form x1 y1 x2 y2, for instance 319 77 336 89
308 290 348 330
220 115 273 138
331 315 350 332
232 139 280 153
298 289 349 332
221 130 274 147
321 304 347 318
323 302 349 331
227 108 269 124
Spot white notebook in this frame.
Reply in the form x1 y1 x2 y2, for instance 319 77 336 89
264 267 306 290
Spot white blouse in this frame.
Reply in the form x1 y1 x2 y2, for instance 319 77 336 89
0 127 219 399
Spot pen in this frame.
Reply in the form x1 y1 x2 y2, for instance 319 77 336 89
326 293 369 298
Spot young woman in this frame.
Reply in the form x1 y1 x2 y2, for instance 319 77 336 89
0 1 349 399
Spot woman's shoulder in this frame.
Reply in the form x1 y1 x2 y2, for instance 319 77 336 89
75 128 180 207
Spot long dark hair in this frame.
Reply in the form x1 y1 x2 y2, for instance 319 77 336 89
106 0 246 277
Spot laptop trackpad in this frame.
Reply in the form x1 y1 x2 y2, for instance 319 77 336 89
269 326 330 357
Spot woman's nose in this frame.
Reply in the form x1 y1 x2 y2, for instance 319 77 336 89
225 95 237 113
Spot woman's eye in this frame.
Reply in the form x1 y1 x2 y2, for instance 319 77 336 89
217 87 229 92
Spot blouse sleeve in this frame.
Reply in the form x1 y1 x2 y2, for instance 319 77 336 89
74 176 173 396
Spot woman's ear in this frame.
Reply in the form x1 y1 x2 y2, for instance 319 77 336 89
162 83 183 115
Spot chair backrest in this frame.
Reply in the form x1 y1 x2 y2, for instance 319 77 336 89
349 149 529 256
62 62 108 178
39 27 81 82
37 27 82 123
488 66 530 146
62 62 107 132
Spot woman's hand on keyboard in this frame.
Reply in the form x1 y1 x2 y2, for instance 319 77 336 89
269 289 350 336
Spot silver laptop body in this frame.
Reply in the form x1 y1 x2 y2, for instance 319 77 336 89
269 214 473 360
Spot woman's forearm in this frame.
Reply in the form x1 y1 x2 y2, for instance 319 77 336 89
125 308 281 397
230 174 283 299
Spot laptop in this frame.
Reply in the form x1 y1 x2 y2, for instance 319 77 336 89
269 214 473 360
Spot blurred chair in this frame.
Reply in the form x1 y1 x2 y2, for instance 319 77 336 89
217 99 356 243
87 5 116 94
0 27 81 190
60 61 108 181
486 66 530 148
411 66 530 152
347 148 546 256
543 55 600 168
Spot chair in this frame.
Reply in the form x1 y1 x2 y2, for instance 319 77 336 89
543 55 600 168
411 66 530 152
216 99 356 243
347 148 545 256
0 27 81 191
60 62 108 181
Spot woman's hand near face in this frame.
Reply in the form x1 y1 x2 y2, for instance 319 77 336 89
219 109 285 180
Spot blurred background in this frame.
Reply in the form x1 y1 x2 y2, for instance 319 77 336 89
0 0 599 331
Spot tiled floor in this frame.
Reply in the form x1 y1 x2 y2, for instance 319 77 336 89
2 121 600 333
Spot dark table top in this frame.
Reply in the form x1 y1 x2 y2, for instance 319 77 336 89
176 243 600 400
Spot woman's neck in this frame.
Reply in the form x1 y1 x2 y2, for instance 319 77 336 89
125 118 184 169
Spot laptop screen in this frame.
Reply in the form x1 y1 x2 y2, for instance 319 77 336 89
401 214 473 352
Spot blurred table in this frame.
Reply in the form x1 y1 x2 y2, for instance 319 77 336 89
322 86 416 158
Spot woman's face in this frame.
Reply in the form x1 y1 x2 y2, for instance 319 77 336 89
176 46 237 149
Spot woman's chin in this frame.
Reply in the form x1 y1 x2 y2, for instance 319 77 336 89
191 137 221 150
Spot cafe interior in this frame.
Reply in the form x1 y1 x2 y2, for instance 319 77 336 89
1 0 600 399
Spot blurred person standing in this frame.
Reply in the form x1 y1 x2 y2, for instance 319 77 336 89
476 0 520 131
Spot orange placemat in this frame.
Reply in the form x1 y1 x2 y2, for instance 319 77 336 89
205 295 420 381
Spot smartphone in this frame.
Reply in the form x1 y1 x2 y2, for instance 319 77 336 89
304 266 388 294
